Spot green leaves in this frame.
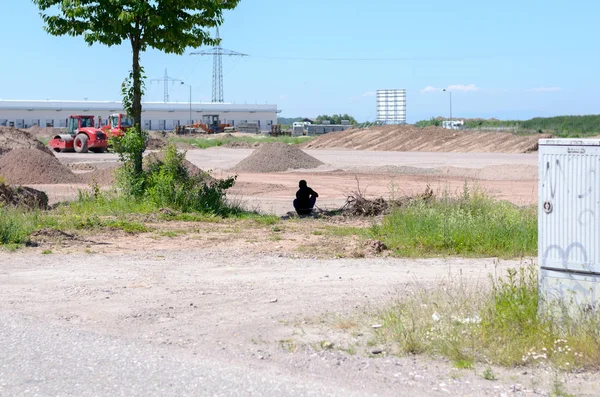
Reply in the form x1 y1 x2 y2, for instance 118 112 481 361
33 0 241 53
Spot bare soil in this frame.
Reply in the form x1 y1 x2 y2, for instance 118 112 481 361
0 183 48 209
0 148 81 184
303 125 552 153
0 126 54 157
0 221 597 396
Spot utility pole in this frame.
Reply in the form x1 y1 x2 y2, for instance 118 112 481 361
181 82 192 125
190 27 247 103
443 89 452 121
150 69 182 102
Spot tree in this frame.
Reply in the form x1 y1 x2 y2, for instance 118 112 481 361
33 0 240 173
315 114 358 125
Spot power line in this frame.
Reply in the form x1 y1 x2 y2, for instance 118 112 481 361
149 69 182 102
246 52 566 62
190 27 247 103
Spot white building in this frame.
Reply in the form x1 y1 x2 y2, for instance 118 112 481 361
0 100 279 132
376 89 407 125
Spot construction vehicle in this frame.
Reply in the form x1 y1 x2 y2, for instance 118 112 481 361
174 114 231 134
48 115 107 153
102 113 133 138
197 114 231 133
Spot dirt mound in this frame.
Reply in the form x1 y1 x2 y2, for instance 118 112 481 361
30 228 77 245
0 183 49 209
0 127 54 157
144 151 214 183
146 138 167 150
79 166 119 186
223 141 257 149
24 126 63 138
230 143 324 173
0 149 81 184
302 125 552 153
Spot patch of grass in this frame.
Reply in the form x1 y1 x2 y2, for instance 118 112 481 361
341 345 357 355
551 375 576 397
325 226 367 237
0 207 39 245
159 230 179 238
41 249 53 255
104 219 149 234
454 359 474 369
370 189 537 258
170 135 313 149
482 367 497 381
374 266 600 370
279 339 298 353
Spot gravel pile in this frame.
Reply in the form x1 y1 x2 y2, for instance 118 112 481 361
230 143 323 173
0 148 81 184
0 127 54 157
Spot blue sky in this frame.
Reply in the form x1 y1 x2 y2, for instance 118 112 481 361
1 0 599 122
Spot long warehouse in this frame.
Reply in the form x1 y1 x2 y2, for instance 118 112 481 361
0 100 279 132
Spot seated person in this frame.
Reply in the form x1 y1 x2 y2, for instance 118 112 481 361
293 180 318 215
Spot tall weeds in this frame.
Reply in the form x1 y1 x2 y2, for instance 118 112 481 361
377 266 600 369
370 187 537 257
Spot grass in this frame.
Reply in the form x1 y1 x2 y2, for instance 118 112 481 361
482 367 497 381
374 266 600 370
0 188 280 247
170 135 313 149
0 207 45 245
369 188 537 258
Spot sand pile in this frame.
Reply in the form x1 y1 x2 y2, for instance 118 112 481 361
230 142 324 173
0 149 81 184
302 125 552 153
0 127 54 157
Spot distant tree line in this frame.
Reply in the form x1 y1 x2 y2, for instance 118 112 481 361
416 115 600 136
314 114 358 125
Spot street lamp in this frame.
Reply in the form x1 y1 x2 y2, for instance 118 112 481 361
181 82 192 125
442 88 452 122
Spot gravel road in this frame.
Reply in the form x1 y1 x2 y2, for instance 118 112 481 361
0 313 374 397
2 248 596 396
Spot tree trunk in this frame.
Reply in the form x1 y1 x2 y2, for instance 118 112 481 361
131 37 143 175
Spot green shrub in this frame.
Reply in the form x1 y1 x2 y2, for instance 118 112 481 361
144 144 236 214
370 189 537 258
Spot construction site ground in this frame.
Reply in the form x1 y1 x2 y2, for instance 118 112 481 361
6 134 596 395
41 148 539 214
2 224 597 396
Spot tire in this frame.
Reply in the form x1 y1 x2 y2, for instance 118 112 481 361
74 134 89 153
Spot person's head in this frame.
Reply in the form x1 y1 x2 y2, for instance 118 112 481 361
299 180 307 188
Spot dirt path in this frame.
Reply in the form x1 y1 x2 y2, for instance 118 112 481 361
0 236 596 396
